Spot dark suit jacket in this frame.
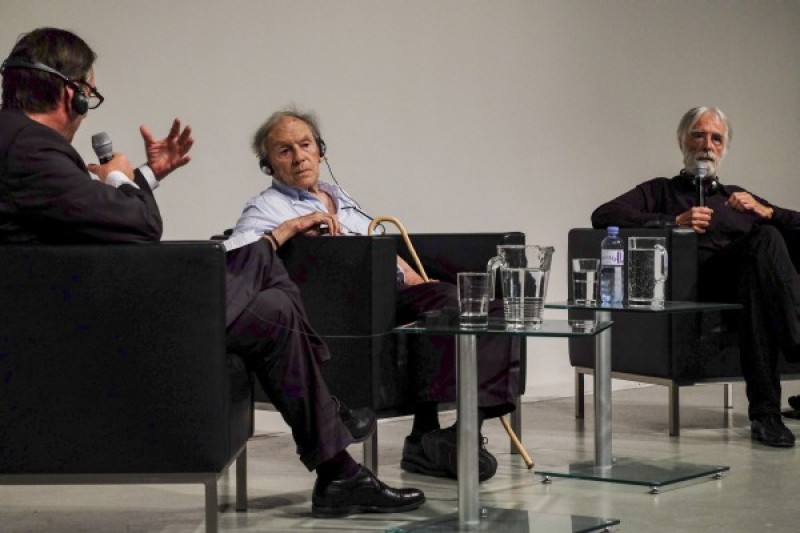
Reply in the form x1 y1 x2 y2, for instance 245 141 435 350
0 108 162 243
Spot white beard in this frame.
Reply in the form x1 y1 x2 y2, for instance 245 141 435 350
683 150 721 177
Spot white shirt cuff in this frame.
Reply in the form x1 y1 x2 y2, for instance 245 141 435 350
138 165 159 190
223 230 263 252
106 170 139 189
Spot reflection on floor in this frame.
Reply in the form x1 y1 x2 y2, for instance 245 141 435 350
3 383 800 532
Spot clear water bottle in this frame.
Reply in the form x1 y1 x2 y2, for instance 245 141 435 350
600 226 624 304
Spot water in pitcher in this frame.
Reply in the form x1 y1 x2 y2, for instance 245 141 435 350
503 296 543 327
501 268 548 328
628 248 663 304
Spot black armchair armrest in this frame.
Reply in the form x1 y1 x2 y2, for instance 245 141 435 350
568 228 704 379
0 242 251 475
278 236 399 410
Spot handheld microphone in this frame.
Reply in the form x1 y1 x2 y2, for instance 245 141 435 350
694 161 710 207
91 132 114 164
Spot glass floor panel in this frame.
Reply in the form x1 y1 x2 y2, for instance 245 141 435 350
387 507 620 532
536 457 729 493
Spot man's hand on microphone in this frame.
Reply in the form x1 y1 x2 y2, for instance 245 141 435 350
676 206 714 233
87 153 134 182
140 118 194 181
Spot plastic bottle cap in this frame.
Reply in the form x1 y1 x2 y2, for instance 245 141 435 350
607 226 619 235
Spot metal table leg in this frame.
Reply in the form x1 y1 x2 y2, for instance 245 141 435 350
594 310 612 468
457 334 480 527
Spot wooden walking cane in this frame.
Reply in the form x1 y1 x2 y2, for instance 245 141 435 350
368 216 534 469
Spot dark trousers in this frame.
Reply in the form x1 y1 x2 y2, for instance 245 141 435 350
700 225 800 419
224 241 353 470
396 282 520 418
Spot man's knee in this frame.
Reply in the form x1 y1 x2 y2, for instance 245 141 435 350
250 289 295 328
747 225 789 261
750 224 783 246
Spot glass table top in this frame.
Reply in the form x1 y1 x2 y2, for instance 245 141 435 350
547 300 742 313
536 457 729 493
394 309 612 337
388 508 620 532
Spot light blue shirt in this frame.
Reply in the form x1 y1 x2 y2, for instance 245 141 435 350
232 179 373 236
232 179 405 283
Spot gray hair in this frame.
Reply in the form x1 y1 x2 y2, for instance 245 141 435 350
676 106 732 154
251 107 323 160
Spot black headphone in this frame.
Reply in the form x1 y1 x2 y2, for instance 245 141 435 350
258 136 327 175
0 57 89 115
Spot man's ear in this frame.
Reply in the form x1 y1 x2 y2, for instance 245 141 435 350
62 85 78 117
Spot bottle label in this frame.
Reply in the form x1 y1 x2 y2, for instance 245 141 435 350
601 250 624 266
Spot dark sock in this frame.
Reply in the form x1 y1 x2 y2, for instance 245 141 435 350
446 410 486 432
478 408 487 430
316 450 360 481
410 402 440 441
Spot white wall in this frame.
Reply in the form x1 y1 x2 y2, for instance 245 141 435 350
3 0 799 399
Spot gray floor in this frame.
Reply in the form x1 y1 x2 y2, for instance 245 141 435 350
3 382 800 532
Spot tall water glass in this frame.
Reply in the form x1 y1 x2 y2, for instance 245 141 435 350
627 237 668 307
457 272 490 328
500 267 548 329
572 258 600 304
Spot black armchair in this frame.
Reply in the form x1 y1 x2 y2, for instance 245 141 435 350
0 242 252 532
274 232 528 472
567 228 800 435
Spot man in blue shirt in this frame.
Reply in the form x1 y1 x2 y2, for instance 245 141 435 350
231 108 522 482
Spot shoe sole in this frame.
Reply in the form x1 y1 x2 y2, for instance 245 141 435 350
789 396 800 411
751 430 795 448
312 497 425 518
400 458 451 479
350 417 377 444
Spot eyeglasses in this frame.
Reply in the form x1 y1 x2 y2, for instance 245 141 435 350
72 79 104 110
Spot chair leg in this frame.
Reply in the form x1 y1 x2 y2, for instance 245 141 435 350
363 427 379 475
205 478 219 533
500 416 534 468
724 383 733 409
669 381 680 437
575 369 585 419
235 445 248 512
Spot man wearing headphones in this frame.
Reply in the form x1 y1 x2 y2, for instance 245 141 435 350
232 109 521 483
592 106 800 448
0 28 424 518
0 29 192 243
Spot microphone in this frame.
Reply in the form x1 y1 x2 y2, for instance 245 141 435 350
694 161 710 207
91 132 114 164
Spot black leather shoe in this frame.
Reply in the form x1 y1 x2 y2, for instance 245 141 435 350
416 426 498 482
751 414 796 447
335 397 376 443
312 466 425 518
400 436 450 478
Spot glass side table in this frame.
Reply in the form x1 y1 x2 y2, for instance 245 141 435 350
390 313 620 533
537 301 741 493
